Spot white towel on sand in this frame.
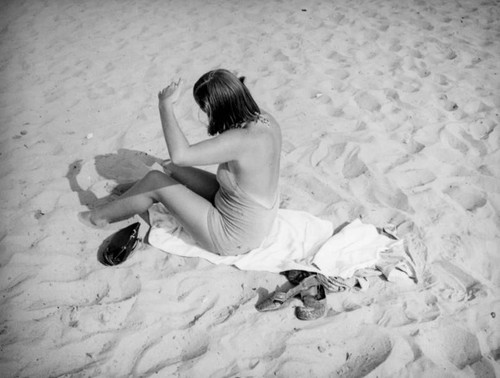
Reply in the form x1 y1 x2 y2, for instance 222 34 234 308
148 204 399 278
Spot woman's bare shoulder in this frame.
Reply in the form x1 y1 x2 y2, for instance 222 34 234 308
260 110 279 126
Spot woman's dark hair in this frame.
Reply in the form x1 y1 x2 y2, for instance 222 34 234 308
193 69 261 136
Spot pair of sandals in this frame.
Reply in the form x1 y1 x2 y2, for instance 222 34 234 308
256 271 327 320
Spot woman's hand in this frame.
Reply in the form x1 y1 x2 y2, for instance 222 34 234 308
158 79 182 107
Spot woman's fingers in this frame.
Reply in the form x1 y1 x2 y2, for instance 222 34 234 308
158 79 182 100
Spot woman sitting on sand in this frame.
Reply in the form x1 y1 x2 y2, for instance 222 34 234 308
79 69 282 256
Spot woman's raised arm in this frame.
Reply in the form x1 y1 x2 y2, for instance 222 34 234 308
158 81 248 167
158 80 189 163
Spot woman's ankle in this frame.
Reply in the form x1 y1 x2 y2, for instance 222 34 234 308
78 211 109 229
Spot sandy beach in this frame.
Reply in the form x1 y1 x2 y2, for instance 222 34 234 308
1 0 499 376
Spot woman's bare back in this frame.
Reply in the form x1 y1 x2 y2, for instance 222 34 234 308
226 112 282 208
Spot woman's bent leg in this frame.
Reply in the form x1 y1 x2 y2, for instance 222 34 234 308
112 164 218 200
80 171 217 251
164 162 219 203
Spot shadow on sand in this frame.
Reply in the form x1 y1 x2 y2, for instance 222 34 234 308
66 149 163 208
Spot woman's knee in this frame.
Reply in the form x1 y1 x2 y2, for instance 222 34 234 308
142 170 177 196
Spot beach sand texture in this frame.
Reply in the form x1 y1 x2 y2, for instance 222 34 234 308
1 0 499 376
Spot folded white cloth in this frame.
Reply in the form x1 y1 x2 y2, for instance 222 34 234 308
148 204 400 278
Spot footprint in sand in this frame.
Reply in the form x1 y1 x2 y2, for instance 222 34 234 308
309 139 330 167
326 68 350 81
440 127 468 155
432 259 484 301
378 22 390 31
410 49 423 59
389 39 403 52
413 19 434 31
319 142 347 166
466 118 496 141
308 90 332 105
273 94 287 111
354 92 381 112
416 66 431 78
438 94 458 112
463 100 491 115
435 74 449 86
391 169 436 190
394 76 421 93
444 185 487 212
384 88 400 102
372 178 412 212
445 49 458 60
342 147 368 179
406 138 425 154
416 325 483 370
273 49 289 62
335 333 393 377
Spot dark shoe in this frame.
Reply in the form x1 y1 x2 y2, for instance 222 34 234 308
99 222 141 266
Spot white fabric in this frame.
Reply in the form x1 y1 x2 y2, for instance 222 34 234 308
148 204 398 278
312 219 398 278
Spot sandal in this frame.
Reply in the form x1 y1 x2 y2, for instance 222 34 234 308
255 288 294 312
99 222 141 266
256 275 320 312
295 284 327 321
282 269 315 285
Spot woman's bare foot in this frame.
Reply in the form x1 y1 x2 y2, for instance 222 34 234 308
78 211 109 229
